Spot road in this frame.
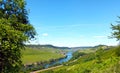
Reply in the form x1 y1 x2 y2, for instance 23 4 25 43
30 65 63 73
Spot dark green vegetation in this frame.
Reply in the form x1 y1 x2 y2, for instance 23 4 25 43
0 0 35 73
110 16 120 58
69 51 86 61
110 17 120 46
40 46 120 73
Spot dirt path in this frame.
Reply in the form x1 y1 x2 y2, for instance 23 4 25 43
30 65 63 73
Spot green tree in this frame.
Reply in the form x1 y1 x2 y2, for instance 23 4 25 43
111 17 120 56
0 0 36 73
111 17 120 45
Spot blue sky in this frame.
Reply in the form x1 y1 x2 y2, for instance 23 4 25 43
26 0 120 47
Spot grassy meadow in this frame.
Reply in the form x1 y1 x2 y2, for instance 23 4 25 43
22 47 65 64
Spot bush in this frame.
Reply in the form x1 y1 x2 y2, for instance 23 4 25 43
115 46 120 56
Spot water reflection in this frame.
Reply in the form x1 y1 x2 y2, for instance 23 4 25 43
45 51 73 68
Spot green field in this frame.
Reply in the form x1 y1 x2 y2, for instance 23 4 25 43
22 47 65 64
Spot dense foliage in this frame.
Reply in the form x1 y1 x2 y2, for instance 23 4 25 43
70 51 86 61
0 0 35 73
111 17 120 44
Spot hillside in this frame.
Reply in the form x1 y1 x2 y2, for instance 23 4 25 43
21 47 68 72
22 47 66 64
39 46 120 73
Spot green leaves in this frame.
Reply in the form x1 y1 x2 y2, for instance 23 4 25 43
111 21 120 41
0 19 27 42
0 19 26 72
0 0 35 72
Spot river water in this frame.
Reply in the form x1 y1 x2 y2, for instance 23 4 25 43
45 51 73 68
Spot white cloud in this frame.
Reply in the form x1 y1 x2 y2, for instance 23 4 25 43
42 33 48 37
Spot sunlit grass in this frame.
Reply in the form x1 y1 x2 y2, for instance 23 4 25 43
22 47 64 64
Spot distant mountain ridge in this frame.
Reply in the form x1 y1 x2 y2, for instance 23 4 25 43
71 46 93 49
71 45 109 49
26 44 109 50
26 44 71 49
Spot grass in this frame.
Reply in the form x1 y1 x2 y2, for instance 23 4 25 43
21 47 65 64
78 48 96 53
39 46 120 73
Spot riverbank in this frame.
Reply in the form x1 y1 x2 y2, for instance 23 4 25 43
22 55 66 72
21 47 69 72
22 47 65 64
21 51 73 72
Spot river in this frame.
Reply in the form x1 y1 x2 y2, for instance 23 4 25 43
45 51 73 68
